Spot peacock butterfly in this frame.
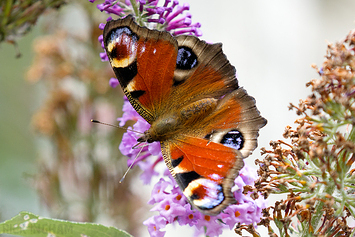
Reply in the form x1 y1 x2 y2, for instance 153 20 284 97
103 15 267 215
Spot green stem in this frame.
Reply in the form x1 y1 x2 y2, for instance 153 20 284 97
347 123 355 142
1 0 13 26
129 0 140 22
301 184 335 237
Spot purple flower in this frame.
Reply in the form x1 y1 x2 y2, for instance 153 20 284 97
148 178 172 204
221 202 263 229
117 97 142 126
99 52 108 61
143 215 167 237
176 203 200 227
109 78 119 88
117 98 163 184
194 215 224 237
151 199 187 223
136 156 161 185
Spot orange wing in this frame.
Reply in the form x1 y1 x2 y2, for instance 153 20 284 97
161 136 244 215
103 15 178 123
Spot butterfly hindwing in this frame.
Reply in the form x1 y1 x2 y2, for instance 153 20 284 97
202 88 267 158
161 137 244 215
160 88 266 215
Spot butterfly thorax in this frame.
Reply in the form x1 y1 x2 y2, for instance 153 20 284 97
137 98 218 143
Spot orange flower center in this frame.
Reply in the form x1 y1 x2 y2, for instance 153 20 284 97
188 214 194 219
165 205 170 211
235 211 241 217
204 215 210 221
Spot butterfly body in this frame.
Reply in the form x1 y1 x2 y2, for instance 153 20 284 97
103 15 267 215
138 97 217 143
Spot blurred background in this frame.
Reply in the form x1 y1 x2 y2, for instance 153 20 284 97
1 0 355 236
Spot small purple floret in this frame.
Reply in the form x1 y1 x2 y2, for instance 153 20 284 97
99 23 106 30
109 78 119 88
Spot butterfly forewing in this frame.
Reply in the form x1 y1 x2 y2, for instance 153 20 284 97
103 16 178 123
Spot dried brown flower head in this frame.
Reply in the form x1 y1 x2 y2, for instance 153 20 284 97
246 29 355 237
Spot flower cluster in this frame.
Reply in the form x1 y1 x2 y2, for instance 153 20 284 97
91 0 202 62
249 30 355 236
118 98 267 237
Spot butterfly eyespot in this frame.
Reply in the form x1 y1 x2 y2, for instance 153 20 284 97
176 46 198 70
220 129 244 150
185 178 225 210
106 27 139 68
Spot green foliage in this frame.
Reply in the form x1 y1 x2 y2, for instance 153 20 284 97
0 212 133 237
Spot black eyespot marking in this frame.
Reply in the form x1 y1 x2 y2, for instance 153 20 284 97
176 46 198 70
112 60 137 87
171 156 183 168
176 171 201 190
130 90 145 99
106 27 139 64
221 129 244 150
190 193 200 200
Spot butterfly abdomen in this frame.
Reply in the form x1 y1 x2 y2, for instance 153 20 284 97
180 98 218 122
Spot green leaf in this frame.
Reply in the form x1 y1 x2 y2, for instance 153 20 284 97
0 211 133 237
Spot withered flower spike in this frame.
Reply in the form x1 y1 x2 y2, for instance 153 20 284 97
255 29 355 236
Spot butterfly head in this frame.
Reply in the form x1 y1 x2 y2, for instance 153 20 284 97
137 113 182 143
137 131 153 143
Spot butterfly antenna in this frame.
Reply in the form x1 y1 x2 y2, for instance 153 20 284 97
91 119 144 134
119 143 146 183
132 142 149 149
